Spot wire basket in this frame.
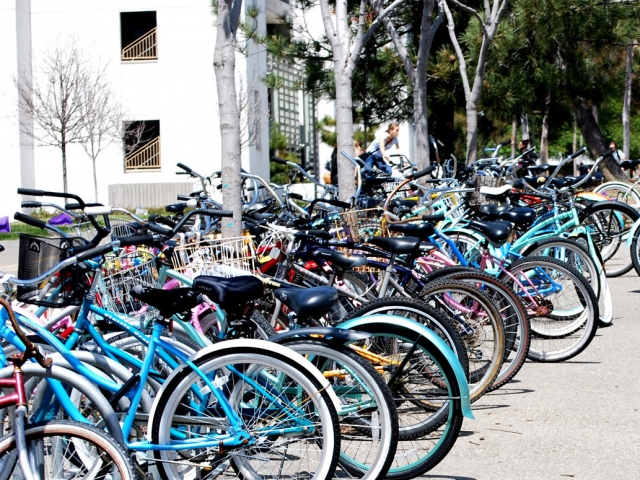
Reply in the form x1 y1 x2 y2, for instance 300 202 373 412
96 250 159 316
467 175 506 207
16 234 90 308
61 218 140 244
334 209 387 242
383 181 417 199
171 236 257 278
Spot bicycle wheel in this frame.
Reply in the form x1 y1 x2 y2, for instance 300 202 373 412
525 238 612 327
281 339 398 479
580 201 638 277
0 420 135 480
150 347 341 480
630 229 640 277
435 271 531 392
418 280 505 402
594 181 640 209
337 322 465 479
501 256 598 362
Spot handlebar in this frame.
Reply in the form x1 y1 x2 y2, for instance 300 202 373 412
13 212 47 230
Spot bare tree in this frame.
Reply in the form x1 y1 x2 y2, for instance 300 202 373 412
237 77 267 153
15 40 95 192
78 70 125 202
440 0 508 165
214 0 244 237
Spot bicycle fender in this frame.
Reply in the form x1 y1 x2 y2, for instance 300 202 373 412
582 199 640 220
270 326 372 344
148 339 343 426
627 217 640 246
337 314 474 419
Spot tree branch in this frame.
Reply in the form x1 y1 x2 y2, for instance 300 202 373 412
441 0 470 100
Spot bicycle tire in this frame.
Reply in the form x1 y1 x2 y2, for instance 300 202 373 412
150 346 341 480
593 181 640 209
435 271 531 392
501 256 598 362
280 339 398 479
631 229 640 277
418 280 505 402
0 420 135 480
524 237 612 327
579 201 638 277
336 321 465 479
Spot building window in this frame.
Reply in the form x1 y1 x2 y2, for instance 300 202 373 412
121 11 157 61
124 120 160 171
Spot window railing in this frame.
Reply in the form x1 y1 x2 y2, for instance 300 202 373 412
125 137 161 171
122 27 157 61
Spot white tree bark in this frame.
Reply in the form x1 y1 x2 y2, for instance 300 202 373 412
214 0 243 237
375 0 435 171
622 42 635 159
319 0 402 201
441 0 508 165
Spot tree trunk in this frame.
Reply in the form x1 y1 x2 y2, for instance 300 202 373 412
539 96 550 163
529 113 536 152
511 116 517 158
61 141 68 193
92 157 98 202
335 72 356 202
520 113 529 140
465 105 478 164
623 42 634 159
572 97 626 181
214 0 243 237
413 86 430 170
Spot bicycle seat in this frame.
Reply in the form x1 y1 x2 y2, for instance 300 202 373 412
274 287 339 323
620 160 640 170
366 236 421 255
422 214 445 223
192 275 264 307
389 199 418 211
130 286 202 318
527 164 552 175
246 200 273 214
499 207 536 227
549 176 582 189
311 248 368 271
468 219 513 246
165 203 187 214
0 244 4 253
388 222 435 241
477 204 509 219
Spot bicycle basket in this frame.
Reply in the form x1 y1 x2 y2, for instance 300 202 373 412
96 250 158 315
171 235 257 278
61 218 140 244
16 234 90 308
335 209 387 242
467 175 506 207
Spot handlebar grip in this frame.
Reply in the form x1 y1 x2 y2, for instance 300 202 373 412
410 165 437 180
155 215 178 228
147 222 173 236
570 147 587 159
176 171 190 175
118 234 155 247
500 139 512 147
270 157 288 165
288 193 304 200
75 244 114 262
320 198 351 209
17 188 45 197
204 209 233 218
176 162 193 174
21 201 42 209
601 148 614 159
65 203 82 210
13 212 47 230
177 195 193 201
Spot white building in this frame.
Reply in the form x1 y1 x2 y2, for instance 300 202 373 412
0 0 319 216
